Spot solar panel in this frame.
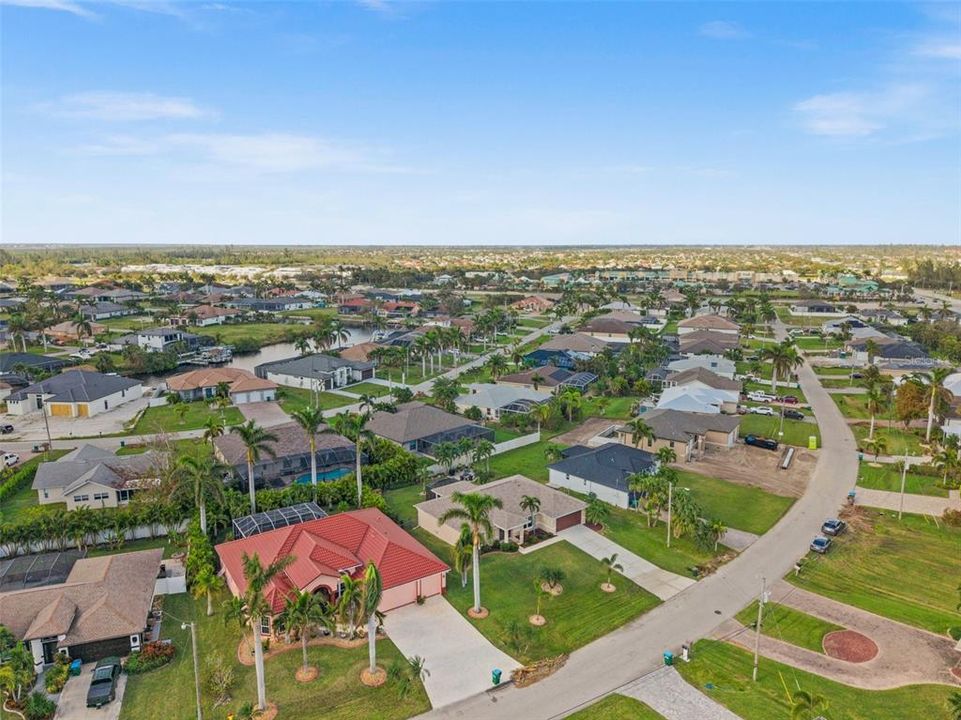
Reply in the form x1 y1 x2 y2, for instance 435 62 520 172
232 502 328 539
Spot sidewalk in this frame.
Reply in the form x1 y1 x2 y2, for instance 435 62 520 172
618 667 740 720
854 487 960 515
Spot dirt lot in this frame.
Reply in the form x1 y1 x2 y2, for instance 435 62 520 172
677 443 817 498
552 417 622 446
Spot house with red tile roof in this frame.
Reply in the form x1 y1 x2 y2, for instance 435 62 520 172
215 508 449 631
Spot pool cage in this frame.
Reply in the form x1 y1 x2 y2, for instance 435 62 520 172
232 502 329 539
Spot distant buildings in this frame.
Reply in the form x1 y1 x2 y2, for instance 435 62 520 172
256 353 375 391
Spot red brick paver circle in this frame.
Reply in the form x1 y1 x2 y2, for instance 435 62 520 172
823 630 879 663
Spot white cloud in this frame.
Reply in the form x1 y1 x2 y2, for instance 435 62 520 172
793 84 930 138
76 134 163 155
0 0 96 18
41 91 212 121
914 40 961 60
698 21 749 40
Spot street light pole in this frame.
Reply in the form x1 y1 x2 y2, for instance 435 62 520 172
666 480 673 548
752 576 767 682
898 454 909 521
182 622 203 720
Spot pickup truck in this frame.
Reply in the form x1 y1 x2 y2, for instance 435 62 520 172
744 434 778 451
86 657 121 708
746 391 776 403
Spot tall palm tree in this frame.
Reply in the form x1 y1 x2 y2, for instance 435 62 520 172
627 418 655 449
192 564 224 617
531 401 553 432
864 383 890 441
759 340 802 394
361 562 384 677
202 416 225 446
472 439 495 474
174 452 226 534
277 590 333 678
229 421 279 513
914 367 955 442
336 575 364 638
330 411 376 507
450 525 472 588
519 495 541 541
557 389 582 422
289 407 333 502
223 552 294 712
437 492 503 615
6 314 29 353
864 435 887 461
72 312 93 347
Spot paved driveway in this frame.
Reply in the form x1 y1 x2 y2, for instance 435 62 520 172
54 662 126 720
239 401 291 427
558 525 695 600
383 596 521 709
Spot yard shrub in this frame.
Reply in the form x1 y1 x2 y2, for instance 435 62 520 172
124 641 175 674
44 663 68 693
23 691 56 720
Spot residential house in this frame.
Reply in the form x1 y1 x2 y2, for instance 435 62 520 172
338 297 372 315
170 305 240 327
676 315 740 336
498 364 598 392
666 355 735 380
540 332 617 355
32 445 160 509
454 383 550 420
69 287 146 304
6 370 143 417
663 367 741 394
0 549 163 670
213 420 356 489
365 401 494 455
0 352 66 376
678 330 739 355
255 353 375 391
226 297 312 313
788 300 841 316
417 474 584 544
337 342 383 363
166 367 278 404
80 302 137 321
846 335 930 365
511 295 555 314
216 508 449 627
111 327 204 353
547 443 658 509
44 320 107 344
858 308 908 327
581 311 662 342
614 408 741 461
656 383 739 415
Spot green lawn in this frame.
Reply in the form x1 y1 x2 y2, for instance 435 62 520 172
0 450 71 522
120 593 429 720
735 601 842 653
383 484 425 528
774 307 828 327
440 540 660 664
736 361 773 380
795 336 843 351
277 386 356 414
583 396 639 420
601 504 719 577
856 461 949 497
343 381 393 397
673 470 795 535
196 322 301 347
739 414 820 448
819 376 865 389
485 438 558 482
567 694 665 720
99 315 152 331
830 393 871 419
131 401 244 435
676 640 956 720
87 535 180 559
517 317 551 329
814 366 856 376
788 509 961 634
277 307 338 320
492 426 524 443
851 424 925 456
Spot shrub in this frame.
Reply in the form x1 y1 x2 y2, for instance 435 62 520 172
44 663 68 694
24 692 56 720
498 541 518 553
124 641 175 674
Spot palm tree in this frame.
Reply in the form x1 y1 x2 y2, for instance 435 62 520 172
529 372 545 391
864 383 890 441
656 446 677 465
518 494 541 542
790 690 829 720
627 418 655 449
600 553 623 591
585 494 609 527
361 562 384 679
485 353 509 380
72 312 94 347
864 435 887 461
914 367 955 442
543 443 565 463
174 451 226 534
192 564 224 617
431 376 462 412
557 389 582 422
229 421 279 513
223 552 294 712
949 691 961 720
709 519 727 551
450 525 472 588
531 402 553 433
202 415 225 446
289 407 333 502
336 575 363 638
437 492 503 616
471 439 495 474
759 340 802 395
330 411 377 507
294 335 313 356
6 314 29 352
277 590 333 678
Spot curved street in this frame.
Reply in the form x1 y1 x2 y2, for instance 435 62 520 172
419 321 861 719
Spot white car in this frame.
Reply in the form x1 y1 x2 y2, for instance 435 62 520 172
749 406 776 416
2 453 19 467
747 391 776 403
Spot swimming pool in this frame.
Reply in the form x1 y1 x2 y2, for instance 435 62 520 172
294 467 352 484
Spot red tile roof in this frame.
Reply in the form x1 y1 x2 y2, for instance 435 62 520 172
215 508 449 614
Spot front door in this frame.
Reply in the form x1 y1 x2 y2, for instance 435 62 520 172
41 638 58 665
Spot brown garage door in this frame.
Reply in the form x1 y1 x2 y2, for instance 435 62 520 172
554 511 582 531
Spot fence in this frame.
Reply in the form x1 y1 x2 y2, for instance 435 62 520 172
492 430 541 455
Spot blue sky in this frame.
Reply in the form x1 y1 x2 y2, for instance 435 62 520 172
2 1 959 246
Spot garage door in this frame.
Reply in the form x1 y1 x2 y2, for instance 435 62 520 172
555 510 582 531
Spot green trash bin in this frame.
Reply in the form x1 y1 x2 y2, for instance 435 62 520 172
492 668 502 685
663 651 674 666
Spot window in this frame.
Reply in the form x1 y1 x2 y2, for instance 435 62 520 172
260 617 271 635
73 494 89 503
42 490 48 499
104 400 109 410
94 492 109 501
522 516 534 530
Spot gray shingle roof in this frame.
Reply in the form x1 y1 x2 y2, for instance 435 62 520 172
32 448 160 492
8 371 141 404
366 401 477 444
629 408 741 443
213 421 354 468
665 367 741 391
548 442 657 491
256 353 373 380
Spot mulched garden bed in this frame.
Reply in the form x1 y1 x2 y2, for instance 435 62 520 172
822 629 879 663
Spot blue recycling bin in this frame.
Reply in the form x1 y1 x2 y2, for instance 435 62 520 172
663 651 674 666
492 668 502 685
69 659 82 676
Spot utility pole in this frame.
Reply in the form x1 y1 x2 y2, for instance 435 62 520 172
666 480 673 548
898 454 909 520
182 621 203 720
752 576 767 682
39 382 53 457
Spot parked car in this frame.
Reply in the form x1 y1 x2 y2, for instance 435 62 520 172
1 453 19 467
780 395 799 404
784 409 805 420
744 434 778 451
851 372 863 379
86 657 122 708
0 424 13 434
810 536 832 554
747 391 776 403
821 518 847 536
749 406 776 416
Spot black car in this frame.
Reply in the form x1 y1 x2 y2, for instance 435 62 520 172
744 434 778 451
86 657 121 708
821 518 847 536
0 424 13 434
784 409 805 421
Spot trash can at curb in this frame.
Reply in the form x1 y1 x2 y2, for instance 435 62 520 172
663 651 674 666
492 668 502 685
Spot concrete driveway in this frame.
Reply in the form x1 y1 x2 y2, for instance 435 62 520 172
383 596 521 708
239 401 290 427
53 662 126 720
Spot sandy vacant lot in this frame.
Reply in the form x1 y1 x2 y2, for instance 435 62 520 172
678 443 816 498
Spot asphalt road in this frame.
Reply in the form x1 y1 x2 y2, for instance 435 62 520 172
418 320 860 720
